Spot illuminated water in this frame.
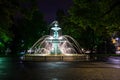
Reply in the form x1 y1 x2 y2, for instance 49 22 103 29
28 21 83 55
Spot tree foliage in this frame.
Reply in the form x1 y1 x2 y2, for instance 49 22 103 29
0 0 47 54
0 0 19 53
68 0 120 53
56 0 120 53
12 10 47 53
10 1 47 53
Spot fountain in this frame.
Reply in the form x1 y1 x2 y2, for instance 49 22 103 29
23 21 88 61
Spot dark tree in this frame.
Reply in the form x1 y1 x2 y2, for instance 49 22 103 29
0 0 47 54
0 0 19 54
55 0 120 54
10 1 47 54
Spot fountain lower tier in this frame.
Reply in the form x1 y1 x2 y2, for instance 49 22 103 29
22 54 89 61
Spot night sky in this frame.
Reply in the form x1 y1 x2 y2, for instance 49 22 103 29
38 0 73 23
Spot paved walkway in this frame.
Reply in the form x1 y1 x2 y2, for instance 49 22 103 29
0 57 120 80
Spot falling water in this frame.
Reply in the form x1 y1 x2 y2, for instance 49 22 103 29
27 21 83 56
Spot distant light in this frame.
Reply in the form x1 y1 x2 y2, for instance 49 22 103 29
112 38 116 44
116 51 120 54
116 38 119 40
108 57 120 65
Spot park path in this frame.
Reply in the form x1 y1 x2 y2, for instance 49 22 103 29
0 57 120 80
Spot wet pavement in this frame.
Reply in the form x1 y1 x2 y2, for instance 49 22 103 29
0 57 120 80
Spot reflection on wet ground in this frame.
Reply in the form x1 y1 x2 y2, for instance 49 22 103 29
0 57 120 80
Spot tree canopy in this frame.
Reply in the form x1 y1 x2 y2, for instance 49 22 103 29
56 0 120 53
0 0 48 54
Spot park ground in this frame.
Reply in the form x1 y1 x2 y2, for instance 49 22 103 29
0 57 120 80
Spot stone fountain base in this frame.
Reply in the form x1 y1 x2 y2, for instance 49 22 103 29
22 54 89 61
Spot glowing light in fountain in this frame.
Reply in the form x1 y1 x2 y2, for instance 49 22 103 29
27 21 83 56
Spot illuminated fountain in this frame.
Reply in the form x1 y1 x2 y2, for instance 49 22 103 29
23 21 88 61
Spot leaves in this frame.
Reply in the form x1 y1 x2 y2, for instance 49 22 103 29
57 0 120 53
0 0 47 53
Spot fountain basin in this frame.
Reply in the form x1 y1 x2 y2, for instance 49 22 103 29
22 54 89 61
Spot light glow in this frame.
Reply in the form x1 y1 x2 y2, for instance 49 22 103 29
27 21 83 55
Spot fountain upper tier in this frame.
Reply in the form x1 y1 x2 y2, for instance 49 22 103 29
50 21 62 39
51 21 61 31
